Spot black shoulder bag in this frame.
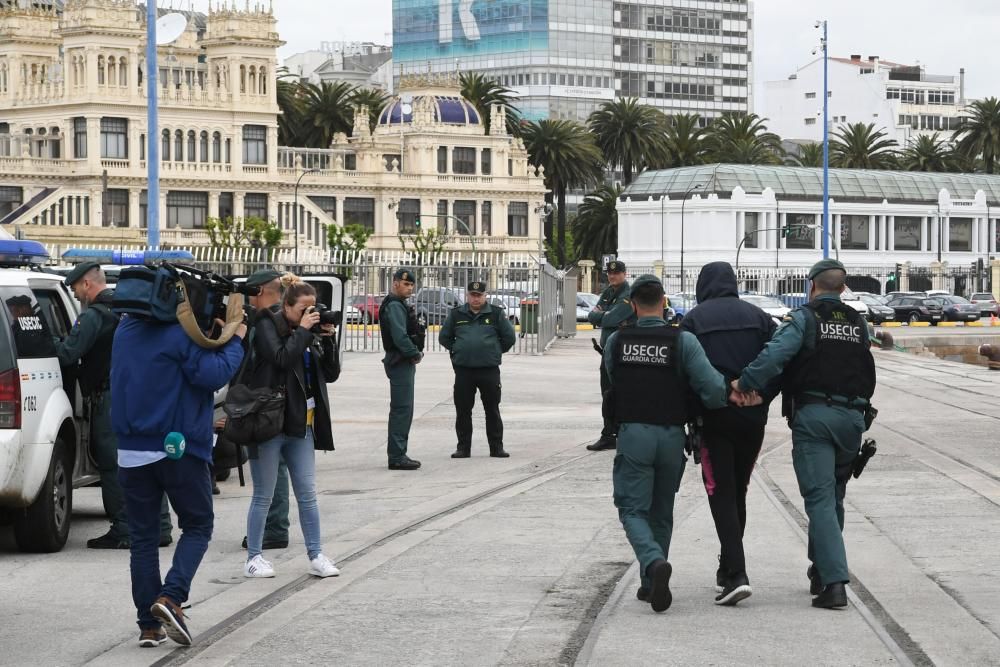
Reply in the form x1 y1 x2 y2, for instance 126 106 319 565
222 328 286 444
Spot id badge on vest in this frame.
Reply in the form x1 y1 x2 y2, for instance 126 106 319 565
306 397 316 426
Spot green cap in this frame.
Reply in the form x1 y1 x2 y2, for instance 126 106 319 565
467 281 486 293
606 260 626 274
629 273 663 297
807 258 847 280
393 268 417 283
245 269 282 288
64 261 101 287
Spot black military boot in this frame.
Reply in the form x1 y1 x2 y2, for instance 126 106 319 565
807 565 823 595
586 436 616 451
489 446 510 458
388 457 422 470
451 449 471 459
646 559 673 613
812 582 848 609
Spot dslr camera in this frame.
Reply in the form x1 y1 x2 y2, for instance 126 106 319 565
307 303 342 334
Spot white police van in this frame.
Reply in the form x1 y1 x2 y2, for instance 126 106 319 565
0 239 98 552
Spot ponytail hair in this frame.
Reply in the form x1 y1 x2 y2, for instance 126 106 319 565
281 273 316 306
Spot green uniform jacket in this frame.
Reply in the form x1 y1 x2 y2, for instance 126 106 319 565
56 289 117 391
439 303 516 368
588 282 636 346
604 316 729 410
382 299 421 361
737 293 871 396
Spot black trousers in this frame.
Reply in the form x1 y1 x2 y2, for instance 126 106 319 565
454 366 503 452
599 359 616 439
699 408 765 577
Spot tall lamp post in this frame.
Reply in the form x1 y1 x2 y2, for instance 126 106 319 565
816 19 830 259
679 182 703 294
293 168 320 265
145 2 159 248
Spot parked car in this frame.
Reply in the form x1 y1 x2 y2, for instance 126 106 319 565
739 294 790 326
885 291 927 301
856 294 895 323
666 293 697 320
576 293 598 321
349 294 383 324
413 286 465 324
969 292 999 317
853 291 889 305
841 289 870 318
489 293 521 324
885 295 944 323
928 295 981 322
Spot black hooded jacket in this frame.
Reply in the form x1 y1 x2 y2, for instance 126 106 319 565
681 262 777 424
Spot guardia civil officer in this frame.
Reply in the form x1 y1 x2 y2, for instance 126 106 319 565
680 261 776 605
56 263 172 549
733 259 876 609
381 268 426 470
587 260 636 451
604 275 731 613
439 281 517 458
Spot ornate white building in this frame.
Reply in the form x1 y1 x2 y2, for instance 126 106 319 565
0 0 547 259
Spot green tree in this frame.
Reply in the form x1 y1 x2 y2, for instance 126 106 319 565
703 112 784 165
520 119 604 266
205 216 283 260
662 112 707 167
349 87 391 133
573 184 623 265
327 223 372 257
786 142 823 167
829 122 898 169
300 81 355 148
952 97 1000 174
459 72 522 134
276 71 306 147
399 227 447 261
900 133 955 172
587 98 668 186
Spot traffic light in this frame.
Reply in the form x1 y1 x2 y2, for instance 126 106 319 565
781 226 790 238
414 218 422 228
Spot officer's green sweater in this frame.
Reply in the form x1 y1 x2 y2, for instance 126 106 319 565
737 293 871 393
56 290 116 367
588 282 636 346
439 303 516 367
603 316 729 410
383 300 421 360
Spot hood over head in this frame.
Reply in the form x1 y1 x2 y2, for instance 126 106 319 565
695 262 739 302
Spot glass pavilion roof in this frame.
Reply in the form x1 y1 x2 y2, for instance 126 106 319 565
624 164 1000 206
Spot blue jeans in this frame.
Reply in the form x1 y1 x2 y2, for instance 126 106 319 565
247 430 323 560
119 456 214 630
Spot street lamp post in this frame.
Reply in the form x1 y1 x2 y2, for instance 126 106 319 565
293 168 320 266
679 183 703 294
145 2 160 248
817 19 830 259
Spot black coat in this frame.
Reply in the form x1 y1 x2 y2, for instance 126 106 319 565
247 309 340 451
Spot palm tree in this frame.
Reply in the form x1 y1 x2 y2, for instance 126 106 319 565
349 87 391 134
786 142 823 167
459 72 521 134
276 71 306 147
829 122 898 169
587 99 668 186
573 184 623 264
520 119 604 266
662 113 707 167
299 81 355 148
703 112 784 165
952 97 1000 174
900 133 954 172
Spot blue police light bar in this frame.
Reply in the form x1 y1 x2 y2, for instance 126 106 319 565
61 249 195 264
0 239 51 266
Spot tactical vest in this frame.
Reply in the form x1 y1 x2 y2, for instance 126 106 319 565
80 290 119 396
613 326 689 426
784 299 876 402
380 294 425 353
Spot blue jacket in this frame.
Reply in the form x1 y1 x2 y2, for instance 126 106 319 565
111 317 244 463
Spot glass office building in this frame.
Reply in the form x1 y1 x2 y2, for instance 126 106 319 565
393 0 754 121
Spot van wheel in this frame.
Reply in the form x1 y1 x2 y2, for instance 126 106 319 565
14 438 72 553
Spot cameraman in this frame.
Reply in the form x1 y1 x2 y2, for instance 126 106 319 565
242 275 341 579
112 304 246 647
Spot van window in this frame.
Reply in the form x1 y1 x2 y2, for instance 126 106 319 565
33 288 73 339
0 287 56 359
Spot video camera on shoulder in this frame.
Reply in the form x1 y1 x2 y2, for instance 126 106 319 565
307 303 342 334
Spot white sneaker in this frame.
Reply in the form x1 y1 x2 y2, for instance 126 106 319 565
309 554 340 578
244 554 275 578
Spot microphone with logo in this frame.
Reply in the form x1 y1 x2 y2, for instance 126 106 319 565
164 432 186 460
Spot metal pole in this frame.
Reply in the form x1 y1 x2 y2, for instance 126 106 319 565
146 3 159 248
821 19 830 260
679 183 702 294
660 195 665 264
293 168 319 266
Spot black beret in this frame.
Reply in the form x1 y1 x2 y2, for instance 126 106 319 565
393 268 417 283
245 269 282 288
64 261 101 287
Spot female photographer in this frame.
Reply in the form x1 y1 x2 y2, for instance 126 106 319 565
243 274 341 578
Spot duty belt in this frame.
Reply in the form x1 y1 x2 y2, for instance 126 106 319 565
795 394 867 412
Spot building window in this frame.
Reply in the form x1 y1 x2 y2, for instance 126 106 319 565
437 146 447 173
743 212 759 248
481 148 492 175
343 197 374 231
200 131 209 162
397 198 420 234
212 132 222 163
453 200 475 235
436 200 448 232
382 153 401 171
100 117 128 159
805 92 816 99
166 191 208 229
73 117 87 159
481 201 491 236
218 192 234 220
242 124 267 165
893 216 921 251
508 201 528 237
785 213 815 249
139 189 147 228
949 217 972 252
104 188 128 227
0 186 22 218
840 215 869 250
244 193 268 220
174 130 183 162
453 147 476 174
161 129 170 161
308 196 336 220
804 118 816 126
187 131 196 163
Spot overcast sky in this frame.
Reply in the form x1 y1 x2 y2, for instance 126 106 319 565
179 0 996 103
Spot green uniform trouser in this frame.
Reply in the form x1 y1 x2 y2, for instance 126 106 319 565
613 422 688 589
384 360 416 463
790 404 864 586
92 392 172 540
264 458 290 541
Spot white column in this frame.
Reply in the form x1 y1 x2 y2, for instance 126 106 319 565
208 191 220 220
887 215 895 251
779 212 787 249
736 210 745 248
921 216 929 252
814 213 822 250
990 217 997 254
129 189 140 228
868 214 876 251
943 215 950 253
972 217 980 254
833 214 842 250
335 197 344 226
